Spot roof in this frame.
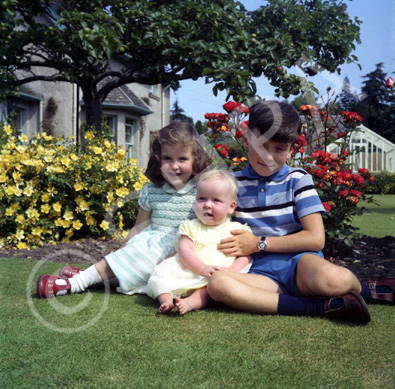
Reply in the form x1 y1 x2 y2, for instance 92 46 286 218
87 77 153 116
18 85 44 102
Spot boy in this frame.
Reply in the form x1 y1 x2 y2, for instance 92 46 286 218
208 100 394 324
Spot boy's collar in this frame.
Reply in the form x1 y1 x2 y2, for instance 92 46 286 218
244 162 290 181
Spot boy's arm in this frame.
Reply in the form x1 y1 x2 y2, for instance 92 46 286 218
178 235 220 277
120 208 151 248
226 255 251 272
218 212 325 256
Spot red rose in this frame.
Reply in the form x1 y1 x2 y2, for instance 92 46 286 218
322 202 331 212
214 144 229 158
313 168 326 178
297 134 307 146
352 174 365 186
238 105 250 114
350 189 362 197
236 131 244 139
223 101 241 113
337 132 347 138
348 196 359 205
239 121 249 130
338 189 349 197
342 111 363 124
385 77 395 88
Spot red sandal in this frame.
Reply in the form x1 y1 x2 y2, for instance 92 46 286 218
59 266 81 278
37 274 71 298
363 278 395 304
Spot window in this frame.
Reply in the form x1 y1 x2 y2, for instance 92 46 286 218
150 85 157 96
125 118 136 160
103 115 117 144
13 109 24 135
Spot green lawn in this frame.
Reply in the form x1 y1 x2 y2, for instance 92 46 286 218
352 195 395 237
1 258 394 388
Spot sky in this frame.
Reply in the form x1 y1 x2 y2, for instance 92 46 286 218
170 0 395 123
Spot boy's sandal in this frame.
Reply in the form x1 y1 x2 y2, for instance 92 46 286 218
363 278 395 304
37 274 71 298
324 291 371 325
59 266 81 278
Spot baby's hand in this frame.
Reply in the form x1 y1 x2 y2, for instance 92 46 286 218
199 265 221 278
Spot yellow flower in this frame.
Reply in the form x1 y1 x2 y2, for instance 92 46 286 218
4 124 13 136
32 227 43 236
53 202 62 212
16 214 25 224
107 191 115 203
74 182 84 191
42 133 53 141
0 174 8 183
41 193 51 203
55 218 63 227
23 186 34 197
15 229 25 240
104 140 113 149
70 154 78 161
65 228 74 237
63 210 74 221
129 158 137 166
5 203 20 216
18 134 29 142
115 187 129 198
116 175 124 184
14 187 22 196
92 146 103 155
105 162 118 172
73 220 83 230
61 157 71 167
86 214 97 226
133 182 144 191
5 185 16 196
17 241 28 249
84 131 95 140
86 162 92 169
62 220 72 228
100 220 109 230
41 204 51 214
79 200 89 211
26 208 40 221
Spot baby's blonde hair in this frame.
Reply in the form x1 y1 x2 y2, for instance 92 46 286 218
197 169 238 201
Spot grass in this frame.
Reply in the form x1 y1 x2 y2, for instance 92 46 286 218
1 195 394 388
352 195 395 237
1 258 394 388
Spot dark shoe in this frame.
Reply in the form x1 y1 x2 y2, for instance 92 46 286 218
59 266 81 278
363 278 395 304
324 292 371 324
37 274 71 298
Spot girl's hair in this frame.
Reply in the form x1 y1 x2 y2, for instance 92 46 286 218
145 122 207 186
197 169 238 201
248 100 302 145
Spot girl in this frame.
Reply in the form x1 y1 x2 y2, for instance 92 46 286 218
37 122 208 298
146 169 251 315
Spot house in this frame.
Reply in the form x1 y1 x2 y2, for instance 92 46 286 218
0 2 170 169
0 77 170 169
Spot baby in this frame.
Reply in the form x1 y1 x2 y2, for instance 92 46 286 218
146 169 251 315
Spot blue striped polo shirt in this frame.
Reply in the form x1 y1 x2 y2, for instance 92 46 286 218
233 163 325 237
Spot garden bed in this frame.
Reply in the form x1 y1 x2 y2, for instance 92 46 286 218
1 235 394 281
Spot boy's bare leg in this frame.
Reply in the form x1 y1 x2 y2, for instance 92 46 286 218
157 293 175 313
95 258 115 281
207 271 281 313
296 254 362 297
175 287 210 315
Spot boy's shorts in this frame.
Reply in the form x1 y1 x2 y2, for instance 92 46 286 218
248 250 324 296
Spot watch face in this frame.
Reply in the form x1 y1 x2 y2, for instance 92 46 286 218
258 240 267 251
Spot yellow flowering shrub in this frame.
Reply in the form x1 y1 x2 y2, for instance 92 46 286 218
0 126 149 249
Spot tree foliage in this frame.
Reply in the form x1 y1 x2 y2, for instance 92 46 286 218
170 99 194 125
0 0 361 132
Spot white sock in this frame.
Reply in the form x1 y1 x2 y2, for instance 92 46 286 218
69 265 102 293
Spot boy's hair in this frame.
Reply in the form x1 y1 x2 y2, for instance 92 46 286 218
145 122 207 186
248 100 302 145
197 169 238 201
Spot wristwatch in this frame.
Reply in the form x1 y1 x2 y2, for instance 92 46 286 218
258 236 268 252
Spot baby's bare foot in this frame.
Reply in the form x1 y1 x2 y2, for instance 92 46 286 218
175 296 194 316
158 294 175 313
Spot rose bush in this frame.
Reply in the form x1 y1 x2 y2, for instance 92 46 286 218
205 99 376 250
0 125 148 249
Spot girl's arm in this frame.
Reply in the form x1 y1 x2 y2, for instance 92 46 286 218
217 212 325 257
226 255 251 272
120 208 152 248
178 235 220 278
